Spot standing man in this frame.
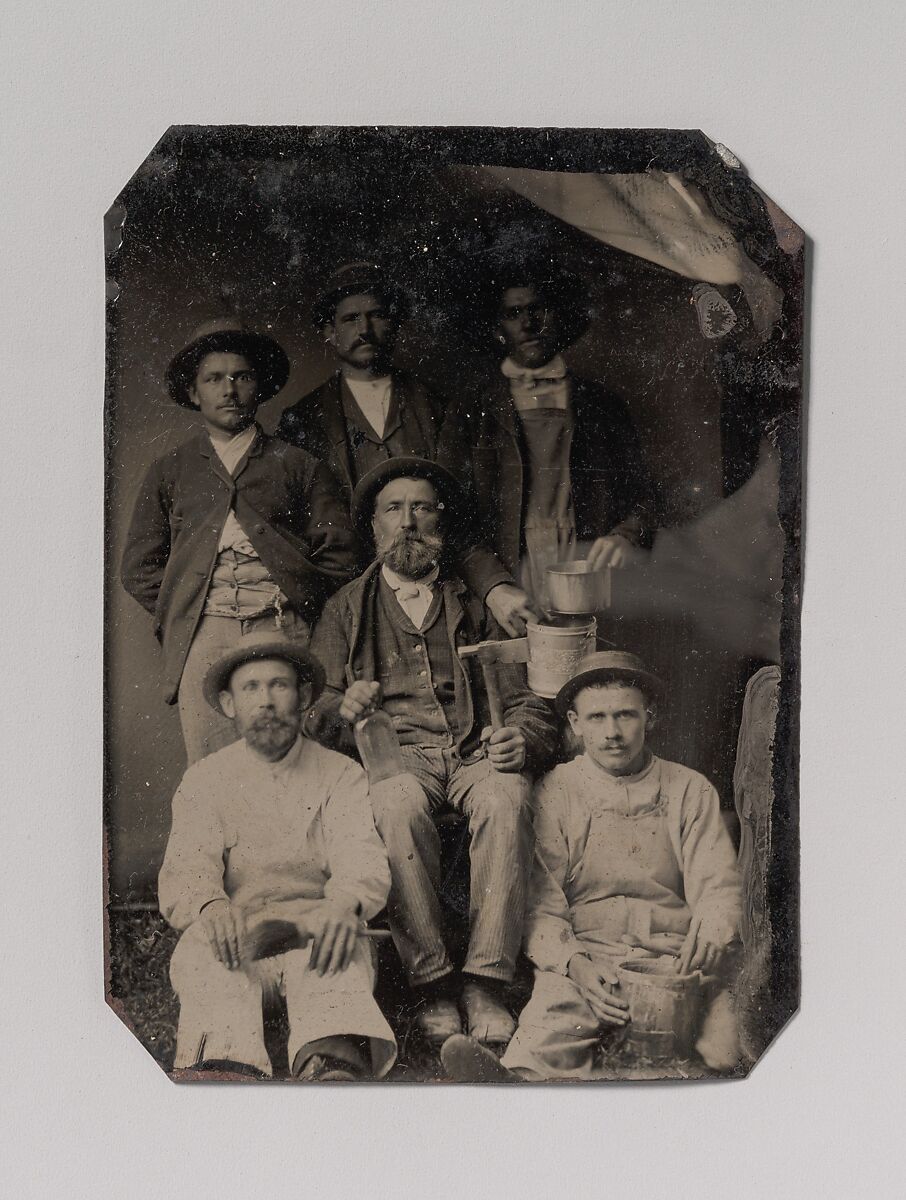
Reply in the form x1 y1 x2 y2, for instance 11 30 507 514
276 262 535 636
121 317 358 764
440 259 658 611
305 458 558 1051
159 636 396 1080
442 651 742 1082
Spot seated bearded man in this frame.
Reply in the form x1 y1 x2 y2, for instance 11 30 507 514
305 457 558 1054
158 636 396 1081
442 651 743 1082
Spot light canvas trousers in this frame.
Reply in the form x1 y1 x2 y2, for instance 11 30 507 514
502 941 739 1079
170 921 397 1078
369 749 533 986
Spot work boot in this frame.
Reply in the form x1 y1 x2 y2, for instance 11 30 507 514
460 978 516 1047
440 1035 519 1083
295 1054 361 1082
415 995 463 1046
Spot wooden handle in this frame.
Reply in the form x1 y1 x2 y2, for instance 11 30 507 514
481 660 505 730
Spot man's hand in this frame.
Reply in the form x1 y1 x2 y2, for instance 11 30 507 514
587 535 639 571
567 953 629 1026
200 898 246 971
485 583 539 637
676 912 739 976
339 680 382 724
307 898 363 976
481 725 526 773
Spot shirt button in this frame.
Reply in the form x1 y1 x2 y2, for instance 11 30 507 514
414 645 423 652
418 670 427 677
254 524 265 534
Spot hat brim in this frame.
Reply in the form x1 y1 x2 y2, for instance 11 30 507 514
350 456 466 541
556 665 664 717
312 279 410 330
202 641 326 714
167 331 290 408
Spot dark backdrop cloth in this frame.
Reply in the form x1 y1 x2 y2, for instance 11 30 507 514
105 129 798 901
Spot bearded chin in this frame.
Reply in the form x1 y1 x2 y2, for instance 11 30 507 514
244 715 299 758
380 532 443 579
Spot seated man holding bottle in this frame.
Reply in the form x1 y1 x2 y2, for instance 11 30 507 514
305 457 558 1052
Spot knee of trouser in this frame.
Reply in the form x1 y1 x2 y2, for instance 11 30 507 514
169 922 222 993
370 772 432 836
468 771 532 826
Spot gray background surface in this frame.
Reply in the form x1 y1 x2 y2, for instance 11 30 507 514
5 1 905 1198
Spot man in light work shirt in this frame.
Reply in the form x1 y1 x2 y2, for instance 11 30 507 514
442 651 742 1081
158 636 396 1081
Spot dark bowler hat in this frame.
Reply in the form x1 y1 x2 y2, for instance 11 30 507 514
556 650 664 717
312 262 410 328
166 317 290 408
350 456 466 539
202 635 326 714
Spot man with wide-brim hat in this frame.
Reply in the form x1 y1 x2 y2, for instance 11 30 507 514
275 262 536 638
437 249 659 612
121 315 358 765
158 633 397 1082
442 648 743 1082
305 455 558 1055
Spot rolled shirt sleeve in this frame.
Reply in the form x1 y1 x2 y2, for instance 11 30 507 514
158 771 230 931
321 759 391 921
522 774 587 974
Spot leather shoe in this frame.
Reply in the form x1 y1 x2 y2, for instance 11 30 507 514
415 995 462 1046
440 1034 518 1083
460 979 516 1046
295 1053 360 1082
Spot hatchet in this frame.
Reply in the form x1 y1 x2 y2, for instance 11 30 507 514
457 636 529 731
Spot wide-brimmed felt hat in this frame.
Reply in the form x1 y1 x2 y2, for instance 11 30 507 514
350 456 466 540
311 262 410 328
555 650 664 717
167 317 290 408
202 635 326 714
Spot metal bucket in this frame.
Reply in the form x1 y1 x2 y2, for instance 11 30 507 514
526 618 597 699
616 959 703 1062
546 560 610 615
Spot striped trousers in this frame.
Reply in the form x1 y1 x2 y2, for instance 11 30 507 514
369 748 533 987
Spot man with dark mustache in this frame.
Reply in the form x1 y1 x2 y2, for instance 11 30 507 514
276 262 536 637
305 458 558 1053
121 317 357 764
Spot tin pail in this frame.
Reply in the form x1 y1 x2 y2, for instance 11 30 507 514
616 959 703 1062
546 560 609 615
526 618 597 699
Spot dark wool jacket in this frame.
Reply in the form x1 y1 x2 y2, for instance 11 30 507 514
437 374 659 577
304 560 558 772
276 369 515 603
276 370 446 504
120 429 358 703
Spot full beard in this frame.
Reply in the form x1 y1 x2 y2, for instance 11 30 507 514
379 530 444 579
243 714 300 760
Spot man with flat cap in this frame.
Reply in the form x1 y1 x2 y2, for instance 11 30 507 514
442 650 742 1081
121 317 358 764
305 456 558 1051
276 262 535 637
439 257 658 612
158 634 397 1081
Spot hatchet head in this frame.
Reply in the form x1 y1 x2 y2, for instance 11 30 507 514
457 636 529 666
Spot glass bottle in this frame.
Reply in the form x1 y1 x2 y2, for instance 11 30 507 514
353 710 406 783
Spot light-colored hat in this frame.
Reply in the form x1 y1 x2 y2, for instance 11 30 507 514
555 650 664 716
202 635 325 714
